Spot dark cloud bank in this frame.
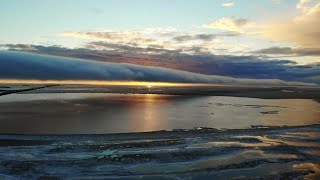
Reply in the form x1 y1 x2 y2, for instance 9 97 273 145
0 51 314 86
252 47 320 57
1 43 320 85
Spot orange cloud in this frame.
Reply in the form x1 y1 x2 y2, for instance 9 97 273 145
263 1 320 48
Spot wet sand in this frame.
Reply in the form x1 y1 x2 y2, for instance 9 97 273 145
0 125 319 179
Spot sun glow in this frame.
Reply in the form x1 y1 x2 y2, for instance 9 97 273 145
0 79 229 87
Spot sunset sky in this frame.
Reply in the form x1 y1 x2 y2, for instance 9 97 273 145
0 0 319 85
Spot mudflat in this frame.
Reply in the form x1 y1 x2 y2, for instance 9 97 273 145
0 84 319 179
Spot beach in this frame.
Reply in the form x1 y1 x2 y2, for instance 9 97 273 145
0 84 319 179
0 125 319 179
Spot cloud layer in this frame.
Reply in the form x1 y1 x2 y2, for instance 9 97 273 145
3 44 320 85
59 28 244 56
252 47 320 57
0 51 313 86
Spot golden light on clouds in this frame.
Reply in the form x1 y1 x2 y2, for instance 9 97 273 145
262 1 320 48
60 29 174 49
203 17 254 33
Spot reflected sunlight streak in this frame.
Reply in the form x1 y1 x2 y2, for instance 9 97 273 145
0 79 229 87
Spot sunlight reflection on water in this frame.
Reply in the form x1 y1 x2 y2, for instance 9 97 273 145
0 93 319 134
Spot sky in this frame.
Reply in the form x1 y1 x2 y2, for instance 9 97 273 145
0 0 319 85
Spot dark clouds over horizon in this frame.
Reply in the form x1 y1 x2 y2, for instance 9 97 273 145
1 43 320 85
252 47 320 57
0 50 315 86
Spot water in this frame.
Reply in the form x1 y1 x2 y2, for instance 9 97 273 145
0 93 319 134
0 91 319 179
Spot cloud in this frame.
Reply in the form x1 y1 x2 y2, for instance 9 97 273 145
60 31 161 46
296 0 312 10
262 1 320 48
60 29 190 51
86 41 179 54
252 47 320 56
173 34 216 42
59 29 245 55
203 1 320 50
203 17 254 33
0 51 313 86
172 32 240 42
2 44 320 84
222 2 234 7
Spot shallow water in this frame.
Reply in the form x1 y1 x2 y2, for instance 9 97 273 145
0 88 319 179
0 92 319 134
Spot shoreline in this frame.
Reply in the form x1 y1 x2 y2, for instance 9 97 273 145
0 123 319 137
1 84 320 99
